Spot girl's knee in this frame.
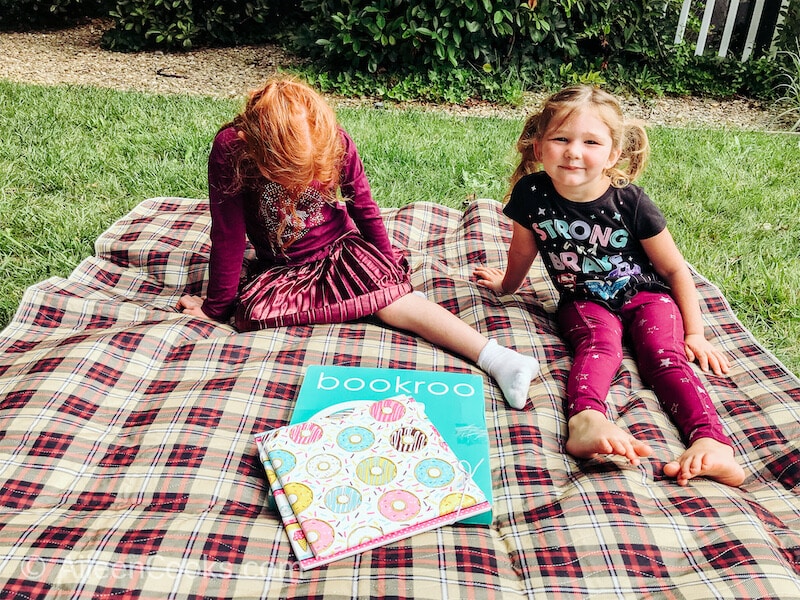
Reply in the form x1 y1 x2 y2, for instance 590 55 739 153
376 292 439 328
564 318 623 357
636 344 688 386
559 303 621 349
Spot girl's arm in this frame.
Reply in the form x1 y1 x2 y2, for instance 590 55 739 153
475 222 539 294
640 228 729 375
199 129 249 322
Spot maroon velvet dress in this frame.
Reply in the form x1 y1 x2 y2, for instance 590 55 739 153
200 126 412 331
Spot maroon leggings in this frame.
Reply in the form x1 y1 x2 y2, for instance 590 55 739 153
557 291 731 446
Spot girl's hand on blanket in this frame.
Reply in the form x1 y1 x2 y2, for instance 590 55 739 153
684 333 730 376
474 266 507 294
178 294 208 319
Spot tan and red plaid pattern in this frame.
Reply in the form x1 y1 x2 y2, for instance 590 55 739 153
0 197 798 599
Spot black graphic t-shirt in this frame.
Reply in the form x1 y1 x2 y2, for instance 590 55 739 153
504 171 670 310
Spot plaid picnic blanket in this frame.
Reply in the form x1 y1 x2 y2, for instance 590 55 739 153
0 197 798 599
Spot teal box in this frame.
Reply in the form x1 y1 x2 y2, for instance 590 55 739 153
292 365 493 525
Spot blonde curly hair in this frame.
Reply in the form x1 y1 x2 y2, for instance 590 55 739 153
506 85 649 201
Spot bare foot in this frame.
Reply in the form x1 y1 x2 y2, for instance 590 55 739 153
663 437 745 487
566 409 653 466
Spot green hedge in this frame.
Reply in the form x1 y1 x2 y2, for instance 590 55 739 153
101 0 293 50
298 0 672 75
296 0 785 99
0 0 112 30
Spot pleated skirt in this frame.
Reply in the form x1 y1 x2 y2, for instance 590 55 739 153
234 233 413 331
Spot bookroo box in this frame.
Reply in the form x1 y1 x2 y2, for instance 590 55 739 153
292 365 493 525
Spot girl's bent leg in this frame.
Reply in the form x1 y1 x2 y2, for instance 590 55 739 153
375 292 486 360
375 293 539 409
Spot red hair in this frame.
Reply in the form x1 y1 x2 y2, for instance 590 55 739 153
235 76 344 199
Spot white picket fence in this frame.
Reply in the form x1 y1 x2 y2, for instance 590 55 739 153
674 0 793 60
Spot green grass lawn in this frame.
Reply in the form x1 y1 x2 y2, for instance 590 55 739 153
1 80 798 374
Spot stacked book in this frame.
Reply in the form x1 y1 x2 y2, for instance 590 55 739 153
254 366 492 570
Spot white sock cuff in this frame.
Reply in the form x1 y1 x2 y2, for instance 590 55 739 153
477 339 499 369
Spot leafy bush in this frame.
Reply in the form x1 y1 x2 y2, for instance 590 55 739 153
292 0 787 103
0 0 112 30
296 0 544 72
296 0 672 74
103 0 195 50
102 0 291 50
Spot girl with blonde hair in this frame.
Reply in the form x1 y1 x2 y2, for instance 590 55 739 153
475 85 744 486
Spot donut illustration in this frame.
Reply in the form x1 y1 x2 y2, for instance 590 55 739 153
324 485 362 513
268 449 296 477
264 467 277 487
306 453 342 479
336 426 375 452
348 525 384 547
389 427 428 452
283 482 313 514
369 398 406 422
355 456 397 486
288 422 323 445
414 458 455 488
378 490 421 522
439 492 479 516
302 519 335 554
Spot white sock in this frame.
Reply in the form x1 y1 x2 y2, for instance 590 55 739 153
477 339 540 410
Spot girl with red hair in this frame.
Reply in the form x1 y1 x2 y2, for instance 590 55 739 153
179 76 540 409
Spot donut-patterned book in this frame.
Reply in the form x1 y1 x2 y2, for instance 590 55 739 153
253 395 491 570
